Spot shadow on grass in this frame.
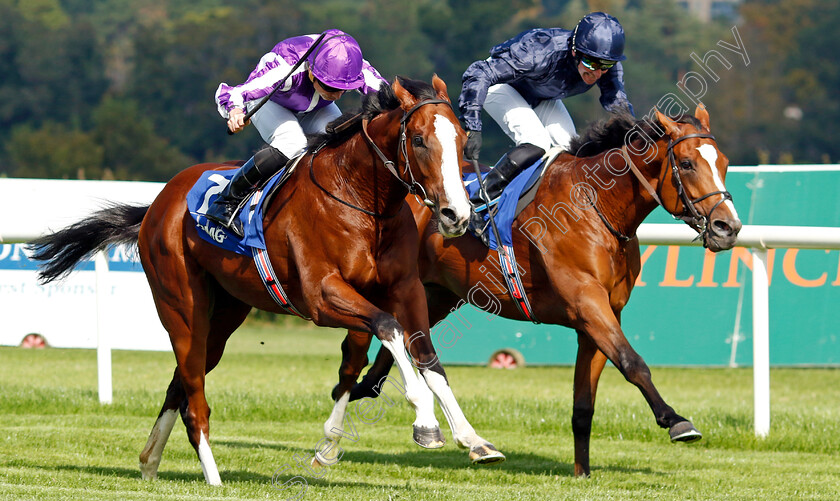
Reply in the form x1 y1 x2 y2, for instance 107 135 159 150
337 448 659 477
215 438 305 453
28 460 413 491
270 472 412 492
209 438 660 477
13 460 267 483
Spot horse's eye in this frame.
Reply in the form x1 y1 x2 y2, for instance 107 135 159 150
679 159 693 170
412 136 425 148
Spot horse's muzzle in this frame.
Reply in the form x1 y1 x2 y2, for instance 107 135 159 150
705 216 742 251
437 206 469 238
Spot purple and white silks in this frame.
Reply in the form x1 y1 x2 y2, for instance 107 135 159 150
215 30 387 119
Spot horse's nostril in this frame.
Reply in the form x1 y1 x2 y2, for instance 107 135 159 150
440 207 457 223
712 220 731 236
712 219 740 237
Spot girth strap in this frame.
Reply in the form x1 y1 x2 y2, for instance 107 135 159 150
248 185 310 320
498 244 540 324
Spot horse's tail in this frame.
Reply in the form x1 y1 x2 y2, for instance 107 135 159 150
28 203 149 284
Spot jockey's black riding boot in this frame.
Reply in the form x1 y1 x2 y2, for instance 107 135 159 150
469 142 545 236
205 146 289 238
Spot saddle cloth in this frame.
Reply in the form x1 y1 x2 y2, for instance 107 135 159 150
186 157 300 255
464 148 560 250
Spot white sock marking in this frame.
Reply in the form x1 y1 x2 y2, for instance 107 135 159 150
198 432 222 486
139 409 178 480
423 370 480 448
380 329 439 429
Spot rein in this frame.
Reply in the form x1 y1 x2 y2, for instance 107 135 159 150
362 98 449 207
309 98 449 218
616 133 732 245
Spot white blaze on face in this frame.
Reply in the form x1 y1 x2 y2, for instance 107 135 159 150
433 114 470 217
697 144 739 219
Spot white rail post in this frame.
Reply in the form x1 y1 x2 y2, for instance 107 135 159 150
95 249 113 404
751 248 770 437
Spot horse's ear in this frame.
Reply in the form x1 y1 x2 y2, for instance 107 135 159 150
431 74 451 103
655 108 682 137
695 103 711 130
392 77 418 110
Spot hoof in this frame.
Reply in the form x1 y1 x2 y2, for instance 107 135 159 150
669 420 703 443
413 425 445 449
311 454 327 469
469 443 506 465
139 462 158 481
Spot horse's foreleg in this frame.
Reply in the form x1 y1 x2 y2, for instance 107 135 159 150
576 291 702 451
571 331 608 477
390 281 505 464
349 284 459 403
313 276 451 456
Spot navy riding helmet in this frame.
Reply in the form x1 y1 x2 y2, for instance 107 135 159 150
571 12 627 62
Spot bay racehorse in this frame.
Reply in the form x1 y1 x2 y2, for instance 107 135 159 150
28 76 505 485
343 106 741 476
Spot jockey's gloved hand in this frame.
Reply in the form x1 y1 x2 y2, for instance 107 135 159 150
464 130 482 161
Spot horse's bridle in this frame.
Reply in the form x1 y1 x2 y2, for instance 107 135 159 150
308 98 450 218
621 133 733 244
361 98 450 209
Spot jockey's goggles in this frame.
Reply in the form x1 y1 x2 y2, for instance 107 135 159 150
579 54 617 71
316 79 344 94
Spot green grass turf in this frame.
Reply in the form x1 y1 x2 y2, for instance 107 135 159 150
1 319 839 500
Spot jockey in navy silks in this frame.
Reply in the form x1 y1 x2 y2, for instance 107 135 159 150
458 12 634 226
209 29 387 237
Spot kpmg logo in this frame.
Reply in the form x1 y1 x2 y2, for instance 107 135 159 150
196 216 228 244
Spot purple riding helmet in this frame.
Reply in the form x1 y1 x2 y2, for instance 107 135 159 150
307 30 366 90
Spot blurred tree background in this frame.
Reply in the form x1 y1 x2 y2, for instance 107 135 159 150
1 0 836 181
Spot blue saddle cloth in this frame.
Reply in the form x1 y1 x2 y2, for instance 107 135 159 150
186 167 287 256
465 158 545 250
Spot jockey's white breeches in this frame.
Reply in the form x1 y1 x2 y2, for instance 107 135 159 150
247 100 342 158
483 84 576 151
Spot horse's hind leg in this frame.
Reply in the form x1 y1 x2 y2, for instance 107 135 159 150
139 289 250 481
139 369 184 480
571 330 608 477
312 330 375 468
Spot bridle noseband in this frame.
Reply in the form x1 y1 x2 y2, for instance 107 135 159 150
362 98 450 209
619 132 733 245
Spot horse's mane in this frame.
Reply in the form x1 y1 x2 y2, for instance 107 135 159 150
567 111 703 157
307 76 440 149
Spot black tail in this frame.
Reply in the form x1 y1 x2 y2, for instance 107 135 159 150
27 203 149 284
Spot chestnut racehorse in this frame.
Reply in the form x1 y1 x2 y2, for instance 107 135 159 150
29 76 505 485
344 106 742 476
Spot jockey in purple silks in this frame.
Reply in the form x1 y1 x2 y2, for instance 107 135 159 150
209 29 387 237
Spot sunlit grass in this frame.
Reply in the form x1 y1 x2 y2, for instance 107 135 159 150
1 320 839 500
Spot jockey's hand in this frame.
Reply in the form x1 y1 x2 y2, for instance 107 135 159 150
227 108 249 134
464 130 482 161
